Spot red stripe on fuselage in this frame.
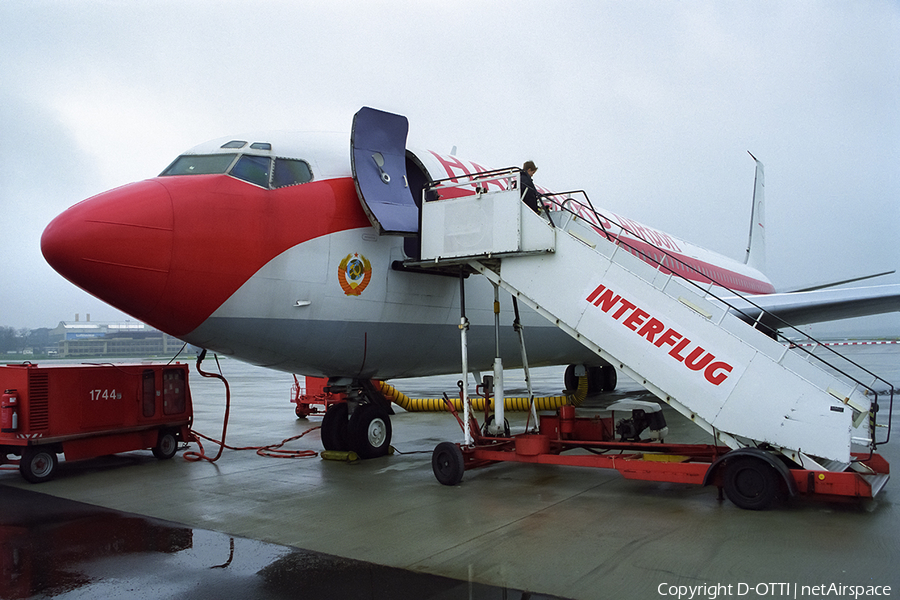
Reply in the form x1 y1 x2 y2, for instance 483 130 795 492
422 154 773 295
42 174 371 337
562 202 773 295
614 235 776 295
152 174 770 335
157 175 371 335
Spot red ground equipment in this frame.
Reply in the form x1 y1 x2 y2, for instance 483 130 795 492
433 384 890 510
0 362 193 483
290 375 341 418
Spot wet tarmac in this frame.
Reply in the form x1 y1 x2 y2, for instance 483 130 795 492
1 344 898 599
0 485 567 599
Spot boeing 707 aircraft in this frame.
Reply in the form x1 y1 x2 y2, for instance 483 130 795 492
41 107 899 458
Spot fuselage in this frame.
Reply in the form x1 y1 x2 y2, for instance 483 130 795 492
41 131 775 379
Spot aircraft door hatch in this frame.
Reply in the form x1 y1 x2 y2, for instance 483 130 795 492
351 107 419 236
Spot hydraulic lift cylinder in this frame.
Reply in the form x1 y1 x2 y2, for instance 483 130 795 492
492 284 505 435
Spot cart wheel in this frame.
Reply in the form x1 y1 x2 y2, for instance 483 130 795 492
321 402 350 451
20 447 59 484
152 431 178 460
723 457 782 510
432 442 465 486
349 403 392 459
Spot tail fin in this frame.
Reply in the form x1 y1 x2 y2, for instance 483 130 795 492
744 152 766 273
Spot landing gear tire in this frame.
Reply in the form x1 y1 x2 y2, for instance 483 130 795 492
432 442 465 486
564 364 578 391
20 447 59 484
723 457 783 510
588 365 617 393
152 430 178 460
321 402 350 451
601 366 617 392
565 364 617 394
348 403 392 459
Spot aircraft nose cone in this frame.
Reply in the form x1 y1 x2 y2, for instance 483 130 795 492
41 180 174 324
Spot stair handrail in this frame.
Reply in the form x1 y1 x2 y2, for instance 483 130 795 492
418 170 893 454
424 166 523 199
537 190 893 454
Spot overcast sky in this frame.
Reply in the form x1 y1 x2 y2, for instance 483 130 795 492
1 1 897 336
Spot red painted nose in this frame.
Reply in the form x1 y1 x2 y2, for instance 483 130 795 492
41 180 174 325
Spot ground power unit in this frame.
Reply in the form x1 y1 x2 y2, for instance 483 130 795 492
1 362 193 482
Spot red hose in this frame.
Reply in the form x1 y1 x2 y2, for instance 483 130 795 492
184 350 319 462
183 350 231 463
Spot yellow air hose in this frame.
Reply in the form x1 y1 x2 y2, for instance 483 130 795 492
377 375 588 412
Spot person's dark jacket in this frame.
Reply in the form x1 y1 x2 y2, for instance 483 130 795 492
520 169 540 213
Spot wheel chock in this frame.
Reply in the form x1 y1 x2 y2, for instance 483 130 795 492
320 450 360 462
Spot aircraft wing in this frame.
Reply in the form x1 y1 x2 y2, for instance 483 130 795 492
725 284 900 332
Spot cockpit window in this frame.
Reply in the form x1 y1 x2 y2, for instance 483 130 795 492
230 155 271 188
273 158 313 188
250 142 272 150
160 154 238 176
221 140 247 149
160 151 314 189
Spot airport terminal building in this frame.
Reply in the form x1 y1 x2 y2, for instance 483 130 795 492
49 317 183 357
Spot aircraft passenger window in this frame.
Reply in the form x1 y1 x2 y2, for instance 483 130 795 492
230 155 272 187
160 154 238 176
273 158 313 188
221 140 247 149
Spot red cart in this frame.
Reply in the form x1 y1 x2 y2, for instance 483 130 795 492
1 362 193 483
433 392 891 510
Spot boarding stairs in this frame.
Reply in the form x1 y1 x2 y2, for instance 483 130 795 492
414 168 892 474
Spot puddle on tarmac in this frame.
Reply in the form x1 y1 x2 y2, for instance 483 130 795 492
0 485 569 600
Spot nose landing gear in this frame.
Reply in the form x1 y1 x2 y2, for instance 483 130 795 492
319 379 393 459
349 403 392 458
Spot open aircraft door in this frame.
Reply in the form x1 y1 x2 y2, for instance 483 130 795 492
351 107 420 236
